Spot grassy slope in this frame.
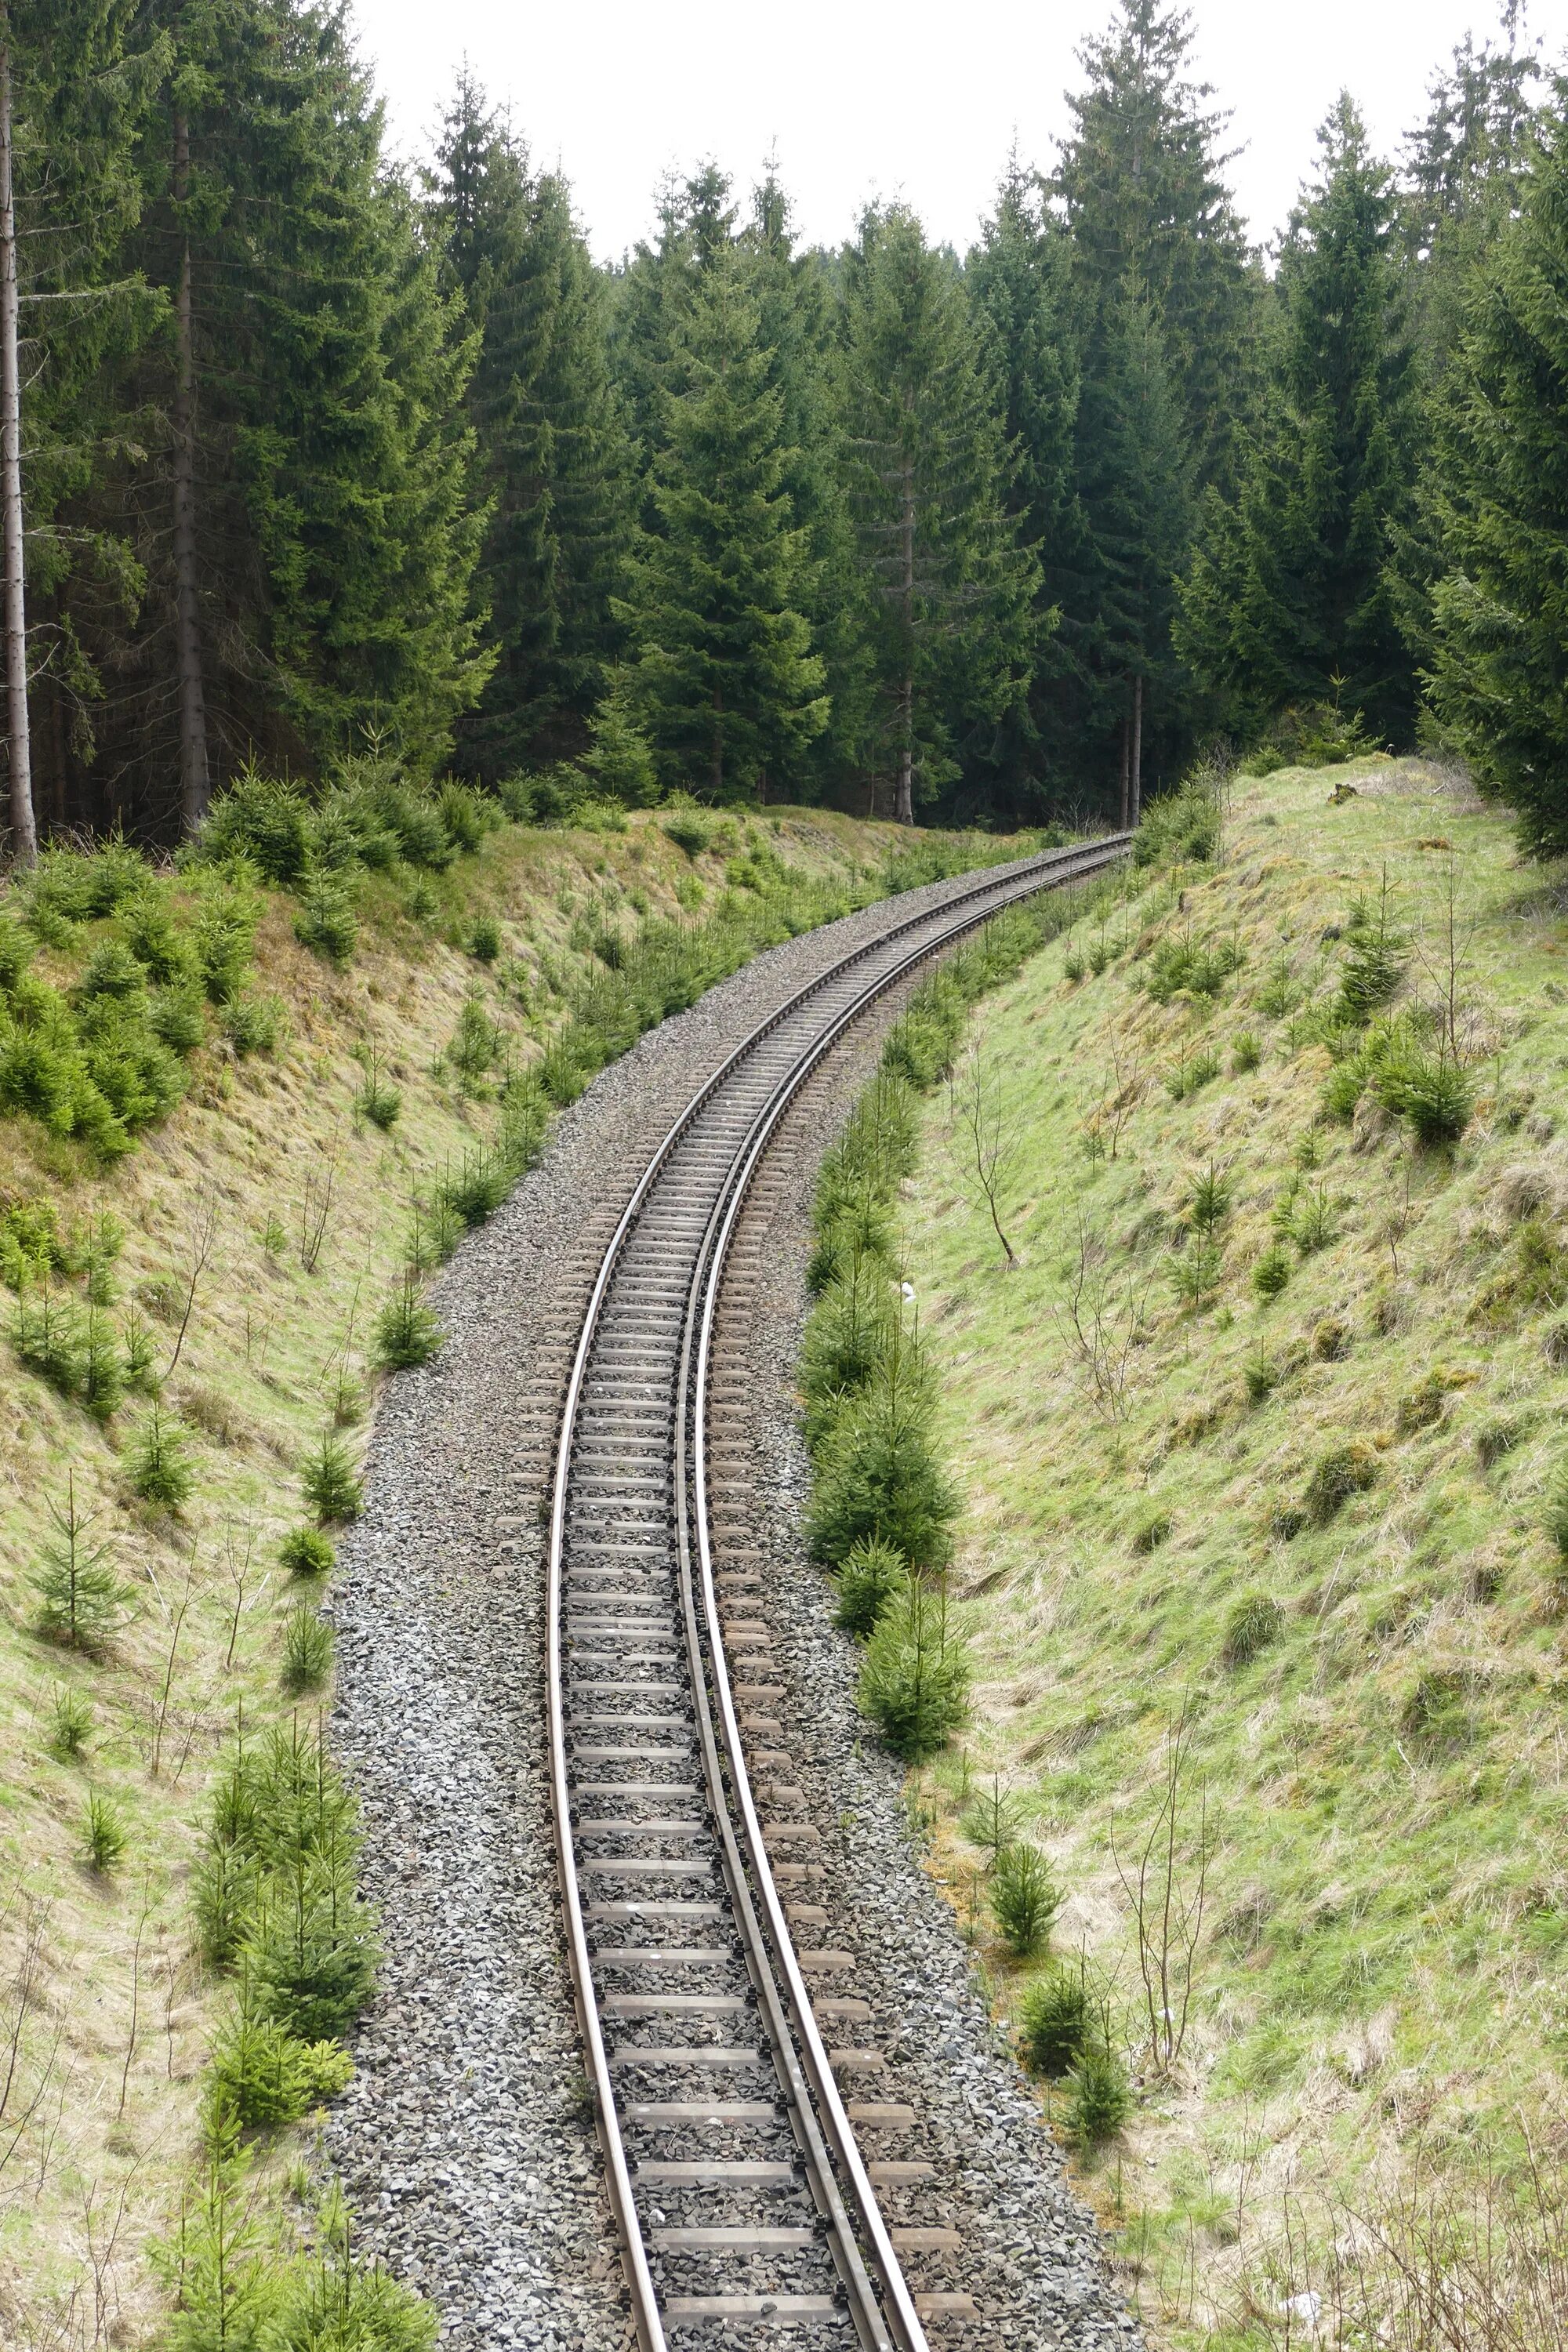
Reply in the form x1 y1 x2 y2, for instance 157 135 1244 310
900 760 1568 2345
0 802 949 2347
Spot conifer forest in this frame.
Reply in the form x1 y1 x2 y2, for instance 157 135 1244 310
8 0 1567 853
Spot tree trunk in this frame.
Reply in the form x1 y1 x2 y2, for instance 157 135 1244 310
1119 710 1130 830
1132 672 1144 824
894 457 915 825
0 16 34 869
172 111 210 837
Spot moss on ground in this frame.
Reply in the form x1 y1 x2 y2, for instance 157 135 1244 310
899 758 1568 2343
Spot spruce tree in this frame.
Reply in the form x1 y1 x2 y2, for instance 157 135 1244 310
837 204 1037 822
1054 0 1257 491
617 242 826 800
967 164 1090 814
430 77 630 775
1425 93 1568 856
1076 295 1190 819
1178 97 1418 749
66 0 489 833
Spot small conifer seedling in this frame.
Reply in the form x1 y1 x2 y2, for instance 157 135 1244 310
301 1436 362 1525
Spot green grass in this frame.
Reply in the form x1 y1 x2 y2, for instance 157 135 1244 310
902 757 1568 2343
0 798 1044 2343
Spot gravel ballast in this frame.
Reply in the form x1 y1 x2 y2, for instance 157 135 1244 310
325 866 1142 2350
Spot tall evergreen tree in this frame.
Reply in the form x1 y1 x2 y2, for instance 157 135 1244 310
1400 3 1544 376
617 241 826 800
1178 97 1418 749
1425 94 1568 857
837 204 1036 822
967 163 1088 815
58 0 488 836
1077 293 1189 818
1054 0 1256 492
742 172 873 799
7 0 162 852
430 76 630 776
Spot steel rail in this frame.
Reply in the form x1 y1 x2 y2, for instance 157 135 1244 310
545 833 1131 2350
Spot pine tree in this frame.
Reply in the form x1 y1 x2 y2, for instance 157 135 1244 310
837 204 1037 822
742 172 873 800
1178 98 1418 749
1400 4 1544 376
617 242 826 800
63 0 489 834
967 164 1090 815
1425 95 1568 856
430 77 630 776
1077 295 1190 819
1054 0 1257 492
5 0 162 852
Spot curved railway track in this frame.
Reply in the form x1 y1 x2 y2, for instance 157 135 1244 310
546 837 1131 2350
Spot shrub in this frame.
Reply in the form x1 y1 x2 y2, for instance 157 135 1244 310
1065 2043 1133 2144
1131 1509 1172 1555
121 1307 160 1394
1303 1439 1378 1526
857 1579 970 1760
468 915 502 963
301 1436 361 1524
82 1790 127 1874
356 1073 402 1131
960 1777 1023 1862
281 1606 334 1694
147 987 205 1054
1143 933 1245 1004
48 1683 93 1761
208 2008 353 2129
32 1486 127 1656
1243 1345 1279 1405
1338 886 1406 1023
222 993 280 1056
1374 1045 1474 1148
1171 1240 1223 1310
806 1363 958 1571
198 769 314 882
1186 1160 1235 1236
447 993 502 1085
280 1526 335 1578
832 1537 906 1638
663 814 710 858
247 1889 378 2047
1062 949 1086 983
125 1407 195 1508
1221 1593 1283 1668
1018 1966 1091 2078
1231 1029 1261 1073
293 877 358 968
1132 770 1221 869
375 1278 443 1371
989 1842 1060 1958
12 1283 87 1399
438 1147 511 1228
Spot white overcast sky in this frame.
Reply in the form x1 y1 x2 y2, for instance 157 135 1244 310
354 0 1568 263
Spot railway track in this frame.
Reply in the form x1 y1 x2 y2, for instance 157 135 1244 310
546 836 1131 2350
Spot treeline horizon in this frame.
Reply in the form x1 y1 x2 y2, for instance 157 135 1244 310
8 0 1568 853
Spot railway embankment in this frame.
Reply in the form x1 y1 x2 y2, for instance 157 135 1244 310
0 793 1006 2347
898 757 1568 2346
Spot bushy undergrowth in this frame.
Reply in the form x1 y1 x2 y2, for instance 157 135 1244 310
798 890 1093 1762
0 853 263 1160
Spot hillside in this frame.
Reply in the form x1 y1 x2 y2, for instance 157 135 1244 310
900 757 1568 2346
0 796 1000 2347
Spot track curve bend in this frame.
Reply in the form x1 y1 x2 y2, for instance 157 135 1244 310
546 839 1129 2349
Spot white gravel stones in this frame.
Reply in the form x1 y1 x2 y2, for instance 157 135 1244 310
325 863 1142 2350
